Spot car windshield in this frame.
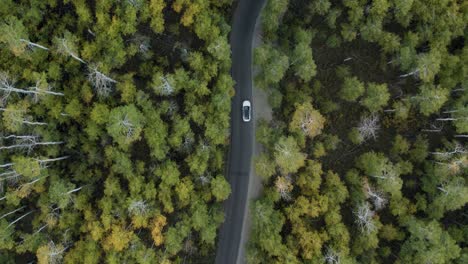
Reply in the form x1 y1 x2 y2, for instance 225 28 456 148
243 106 250 118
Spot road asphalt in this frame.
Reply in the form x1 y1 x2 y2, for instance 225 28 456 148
215 1 266 264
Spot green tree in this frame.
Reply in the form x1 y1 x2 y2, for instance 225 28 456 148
413 84 449 116
339 76 365 102
211 176 231 202
274 136 306 174
149 0 166 33
250 196 286 257
261 0 289 37
106 104 145 150
254 44 290 89
361 82 390 112
400 219 461 264
290 28 317 82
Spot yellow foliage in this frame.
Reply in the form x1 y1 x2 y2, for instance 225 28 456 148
103 225 132 252
88 221 104 241
151 215 167 246
131 214 149 229
36 245 50 264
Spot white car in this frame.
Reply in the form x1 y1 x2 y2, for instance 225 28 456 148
242 100 251 122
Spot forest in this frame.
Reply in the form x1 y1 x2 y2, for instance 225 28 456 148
0 0 234 263
249 0 467 263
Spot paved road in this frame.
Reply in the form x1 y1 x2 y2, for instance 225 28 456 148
215 1 266 264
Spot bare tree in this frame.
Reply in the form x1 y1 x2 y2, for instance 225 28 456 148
354 202 376 234
421 122 444 133
431 142 466 158
0 72 63 104
275 175 292 200
0 206 26 220
36 156 69 167
437 178 464 196
357 114 380 141
200 140 210 152
65 186 85 195
399 69 419 78
435 156 467 174
56 37 85 64
118 114 135 139
324 247 341 264
368 166 398 183
0 134 63 152
166 100 178 117
6 210 35 228
181 135 194 152
365 185 387 210
131 34 151 58
40 240 69 264
128 200 149 216
19 39 49 51
198 174 211 185
87 66 117 97
155 76 174 96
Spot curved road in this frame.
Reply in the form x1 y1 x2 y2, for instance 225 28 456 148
215 0 266 264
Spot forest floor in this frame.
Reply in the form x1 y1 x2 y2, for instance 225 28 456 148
237 18 272 264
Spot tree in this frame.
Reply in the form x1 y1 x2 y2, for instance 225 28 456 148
151 72 176 96
353 202 376 234
36 241 68 264
356 114 380 142
151 215 167 246
254 154 276 180
87 65 118 97
0 16 49 56
211 176 231 201
250 197 286 257
361 82 390 112
275 176 293 200
356 152 403 196
106 105 145 150
428 176 468 219
309 0 331 15
274 136 306 174
339 76 365 102
254 44 290 89
296 160 322 196
412 84 449 116
289 102 325 138
54 31 85 63
399 219 461 264
261 0 289 37
149 0 166 33
0 72 63 104
290 28 317 82
103 225 133 252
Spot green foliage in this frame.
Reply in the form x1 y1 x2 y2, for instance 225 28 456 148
250 1 467 262
339 76 365 102
249 196 286 257
106 105 145 150
261 0 289 37
0 1 235 262
211 176 231 202
290 28 317 82
254 44 290 89
274 136 306 174
361 82 390 112
399 219 461 264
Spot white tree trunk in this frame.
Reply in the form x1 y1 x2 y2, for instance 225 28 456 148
0 206 26 219
19 39 49 50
